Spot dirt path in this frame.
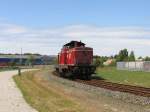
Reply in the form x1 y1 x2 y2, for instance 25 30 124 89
0 70 38 112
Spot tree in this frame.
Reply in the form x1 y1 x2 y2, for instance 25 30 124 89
144 56 150 61
129 51 135 61
93 56 101 67
117 49 129 61
93 56 107 67
138 56 143 60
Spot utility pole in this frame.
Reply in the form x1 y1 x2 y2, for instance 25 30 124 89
20 48 23 66
18 48 22 76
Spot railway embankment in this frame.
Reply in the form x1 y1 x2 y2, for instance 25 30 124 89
51 71 150 106
47 70 150 111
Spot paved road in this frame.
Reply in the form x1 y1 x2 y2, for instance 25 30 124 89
0 70 38 112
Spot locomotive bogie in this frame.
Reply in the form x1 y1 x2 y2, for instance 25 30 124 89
56 65 96 79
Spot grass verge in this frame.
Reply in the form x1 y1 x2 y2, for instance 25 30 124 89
13 70 83 112
96 67 150 88
0 67 18 72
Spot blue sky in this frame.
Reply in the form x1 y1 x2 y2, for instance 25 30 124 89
0 0 150 56
1 0 150 27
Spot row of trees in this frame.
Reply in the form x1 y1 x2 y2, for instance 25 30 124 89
138 56 150 61
93 48 150 67
93 49 133 67
116 49 135 61
144 57 150 61
116 49 150 61
0 53 41 56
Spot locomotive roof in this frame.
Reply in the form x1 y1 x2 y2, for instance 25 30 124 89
64 41 85 47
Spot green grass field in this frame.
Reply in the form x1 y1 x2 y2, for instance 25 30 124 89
96 67 150 88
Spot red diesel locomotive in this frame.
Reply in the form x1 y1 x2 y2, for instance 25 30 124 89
56 41 96 79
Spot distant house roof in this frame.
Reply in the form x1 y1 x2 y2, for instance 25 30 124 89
103 59 115 66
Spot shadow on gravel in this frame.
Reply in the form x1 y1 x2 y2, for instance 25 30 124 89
91 75 105 80
53 71 106 81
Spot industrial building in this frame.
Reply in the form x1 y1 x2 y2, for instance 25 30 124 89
0 54 56 66
117 61 150 72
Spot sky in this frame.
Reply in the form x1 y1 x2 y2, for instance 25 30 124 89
0 0 150 57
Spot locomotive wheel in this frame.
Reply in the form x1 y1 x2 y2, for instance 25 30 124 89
81 74 91 80
70 75 76 80
81 75 86 80
65 72 72 78
86 75 91 80
59 72 64 77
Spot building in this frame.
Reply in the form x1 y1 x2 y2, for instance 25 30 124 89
103 59 115 66
117 61 150 72
0 54 43 66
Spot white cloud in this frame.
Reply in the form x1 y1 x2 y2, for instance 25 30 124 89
62 25 150 38
0 23 150 56
0 23 27 34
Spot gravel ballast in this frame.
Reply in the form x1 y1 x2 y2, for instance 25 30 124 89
48 72 150 106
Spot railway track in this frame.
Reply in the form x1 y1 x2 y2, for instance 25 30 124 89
53 71 150 97
75 79 150 97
